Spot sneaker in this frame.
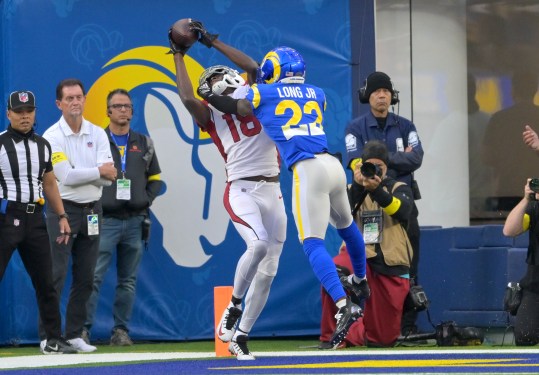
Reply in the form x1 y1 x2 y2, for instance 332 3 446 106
330 297 362 349
341 275 371 300
42 338 77 355
81 329 91 345
110 328 133 346
216 304 242 342
228 335 255 360
67 337 97 352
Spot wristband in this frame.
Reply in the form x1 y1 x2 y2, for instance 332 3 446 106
58 213 69 220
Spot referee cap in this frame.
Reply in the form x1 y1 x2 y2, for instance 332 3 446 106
8 91 36 111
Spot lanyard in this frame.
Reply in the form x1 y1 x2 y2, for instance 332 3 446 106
110 132 128 175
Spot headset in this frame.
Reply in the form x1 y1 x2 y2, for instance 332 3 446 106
106 89 133 120
358 72 400 105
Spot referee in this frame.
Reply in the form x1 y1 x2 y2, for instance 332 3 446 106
0 91 75 354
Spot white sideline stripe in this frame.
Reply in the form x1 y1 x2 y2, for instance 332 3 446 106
1 348 539 369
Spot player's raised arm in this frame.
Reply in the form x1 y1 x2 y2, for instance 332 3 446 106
189 20 258 85
168 24 211 127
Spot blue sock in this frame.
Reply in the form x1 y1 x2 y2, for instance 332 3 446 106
303 238 346 302
337 223 366 277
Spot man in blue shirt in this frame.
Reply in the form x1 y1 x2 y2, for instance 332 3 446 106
344 71 424 335
198 46 369 349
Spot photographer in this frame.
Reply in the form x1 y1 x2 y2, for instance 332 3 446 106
319 140 414 347
503 178 539 346
345 71 423 336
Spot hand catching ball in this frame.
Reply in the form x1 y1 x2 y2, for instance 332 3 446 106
170 18 198 49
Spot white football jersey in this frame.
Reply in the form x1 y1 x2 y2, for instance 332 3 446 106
202 85 280 181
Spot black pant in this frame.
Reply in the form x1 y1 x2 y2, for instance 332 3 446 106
38 200 101 340
0 206 62 340
514 289 539 345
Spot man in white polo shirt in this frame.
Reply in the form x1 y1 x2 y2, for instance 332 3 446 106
39 78 117 353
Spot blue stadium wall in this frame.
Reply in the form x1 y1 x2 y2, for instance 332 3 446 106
0 0 377 344
1 0 524 346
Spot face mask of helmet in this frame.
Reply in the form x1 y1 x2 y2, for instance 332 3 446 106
199 65 245 95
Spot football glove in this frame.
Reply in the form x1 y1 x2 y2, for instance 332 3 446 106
197 81 213 100
190 20 218 48
167 28 189 55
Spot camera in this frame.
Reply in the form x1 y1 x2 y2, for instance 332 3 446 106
360 161 382 178
530 178 539 193
404 284 429 312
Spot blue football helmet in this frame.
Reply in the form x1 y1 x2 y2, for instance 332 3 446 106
257 46 306 84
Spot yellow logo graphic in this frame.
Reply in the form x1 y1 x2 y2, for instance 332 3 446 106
85 46 231 268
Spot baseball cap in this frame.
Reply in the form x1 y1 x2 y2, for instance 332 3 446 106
8 91 36 111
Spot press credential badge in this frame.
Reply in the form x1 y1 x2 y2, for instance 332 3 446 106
116 178 131 200
87 214 99 235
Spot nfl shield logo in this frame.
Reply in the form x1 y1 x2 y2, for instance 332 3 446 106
87 142 93 148
18 92 29 103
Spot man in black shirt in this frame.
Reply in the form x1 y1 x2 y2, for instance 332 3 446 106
0 91 75 354
84 89 162 346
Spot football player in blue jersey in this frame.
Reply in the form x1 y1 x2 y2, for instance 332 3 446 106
197 46 369 348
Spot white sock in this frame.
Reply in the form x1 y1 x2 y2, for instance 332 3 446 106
233 329 248 340
352 275 366 284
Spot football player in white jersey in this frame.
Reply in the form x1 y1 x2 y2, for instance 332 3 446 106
168 21 286 360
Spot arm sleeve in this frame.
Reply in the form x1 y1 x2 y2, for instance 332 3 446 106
89 128 114 186
95 127 113 165
369 183 413 222
48 126 112 186
91 177 113 187
52 159 101 186
205 94 240 115
48 139 100 186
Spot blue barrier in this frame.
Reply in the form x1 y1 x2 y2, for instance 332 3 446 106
416 225 528 332
1 225 529 344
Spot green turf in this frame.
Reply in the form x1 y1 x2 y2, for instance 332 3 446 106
0 338 320 357
0 337 518 358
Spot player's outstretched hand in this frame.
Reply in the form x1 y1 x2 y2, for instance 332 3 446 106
190 20 218 48
167 28 189 55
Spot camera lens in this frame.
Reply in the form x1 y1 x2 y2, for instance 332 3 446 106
360 162 381 178
530 178 539 193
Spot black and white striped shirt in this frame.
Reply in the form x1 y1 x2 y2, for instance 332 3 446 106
0 126 52 203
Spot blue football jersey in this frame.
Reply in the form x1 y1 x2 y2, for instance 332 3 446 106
245 82 328 169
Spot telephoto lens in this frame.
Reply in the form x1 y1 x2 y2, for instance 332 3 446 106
360 161 382 178
530 178 539 193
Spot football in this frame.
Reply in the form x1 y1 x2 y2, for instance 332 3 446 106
170 18 198 49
